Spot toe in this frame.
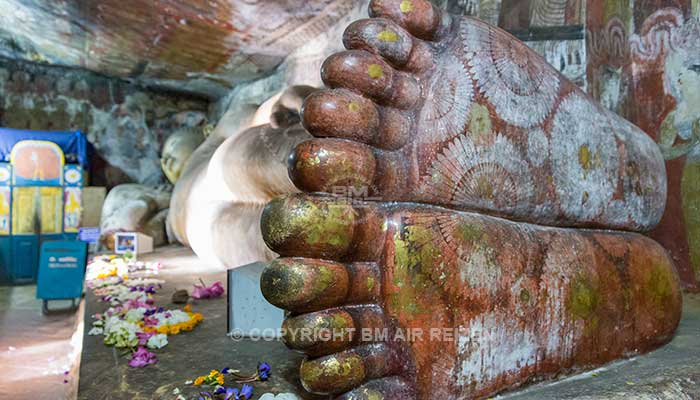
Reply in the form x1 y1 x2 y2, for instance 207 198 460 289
344 18 434 72
322 50 420 110
300 343 401 395
260 194 358 259
335 377 415 399
368 0 449 41
282 305 387 357
302 90 412 150
289 138 377 195
261 258 381 313
302 89 380 144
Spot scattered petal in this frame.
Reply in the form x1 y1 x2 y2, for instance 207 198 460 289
258 362 271 380
240 384 253 400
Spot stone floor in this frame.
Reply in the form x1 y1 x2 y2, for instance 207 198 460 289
0 244 686 400
78 246 315 400
0 284 83 399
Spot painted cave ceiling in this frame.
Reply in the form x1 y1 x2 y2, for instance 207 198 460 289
0 0 585 97
0 0 365 97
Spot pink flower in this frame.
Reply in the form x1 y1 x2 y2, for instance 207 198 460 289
192 280 225 299
143 316 158 326
209 281 225 297
128 347 157 368
136 331 155 346
125 299 149 310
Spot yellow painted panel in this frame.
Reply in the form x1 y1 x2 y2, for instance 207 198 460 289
40 187 62 234
0 187 10 235
12 187 37 234
12 187 63 234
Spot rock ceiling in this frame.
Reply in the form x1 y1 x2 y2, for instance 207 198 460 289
0 0 364 97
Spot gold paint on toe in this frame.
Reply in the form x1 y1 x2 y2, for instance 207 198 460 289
377 30 399 42
368 64 384 79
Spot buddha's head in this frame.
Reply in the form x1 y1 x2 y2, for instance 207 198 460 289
161 127 206 184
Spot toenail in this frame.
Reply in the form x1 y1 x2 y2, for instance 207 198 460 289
300 353 366 394
368 64 384 79
260 258 350 312
377 30 399 42
289 139 377 195
260 195 357 258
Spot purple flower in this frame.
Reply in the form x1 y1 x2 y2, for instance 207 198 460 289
240 384 253 400
128 347 157 368
214 387 226 395
258 362 270 380
224 387 239 400
125 299 149 310
136 331 154 346
198 392 213 400
221 367 230 374
192 280 225 299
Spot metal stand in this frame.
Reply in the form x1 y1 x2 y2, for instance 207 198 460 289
42 298 78 314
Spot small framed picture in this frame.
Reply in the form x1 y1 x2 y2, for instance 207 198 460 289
114 232 137 254
113 232 154 256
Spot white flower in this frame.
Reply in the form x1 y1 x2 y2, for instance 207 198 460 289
88 327 103 335
124 307 147 323
103 316 140 348
147 334 168 349
154 309 191 328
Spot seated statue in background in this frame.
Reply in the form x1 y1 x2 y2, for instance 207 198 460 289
258 1 682 399
161 127 206 184
100 126 206 249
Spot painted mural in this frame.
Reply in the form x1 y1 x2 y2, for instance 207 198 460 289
587 0 700 291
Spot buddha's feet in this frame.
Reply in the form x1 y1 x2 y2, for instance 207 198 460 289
260 194 681 399
294 0 666 232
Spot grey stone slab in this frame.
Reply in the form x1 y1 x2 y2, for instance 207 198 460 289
228 262 285 339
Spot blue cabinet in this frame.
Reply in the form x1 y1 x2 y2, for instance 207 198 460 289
11 237 38 283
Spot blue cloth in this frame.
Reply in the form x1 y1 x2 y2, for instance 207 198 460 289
0 128 88 167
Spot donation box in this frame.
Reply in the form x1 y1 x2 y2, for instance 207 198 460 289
36 241 87 312
0 128 88 284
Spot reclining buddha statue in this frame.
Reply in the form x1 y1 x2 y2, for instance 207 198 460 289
258 0 682 399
